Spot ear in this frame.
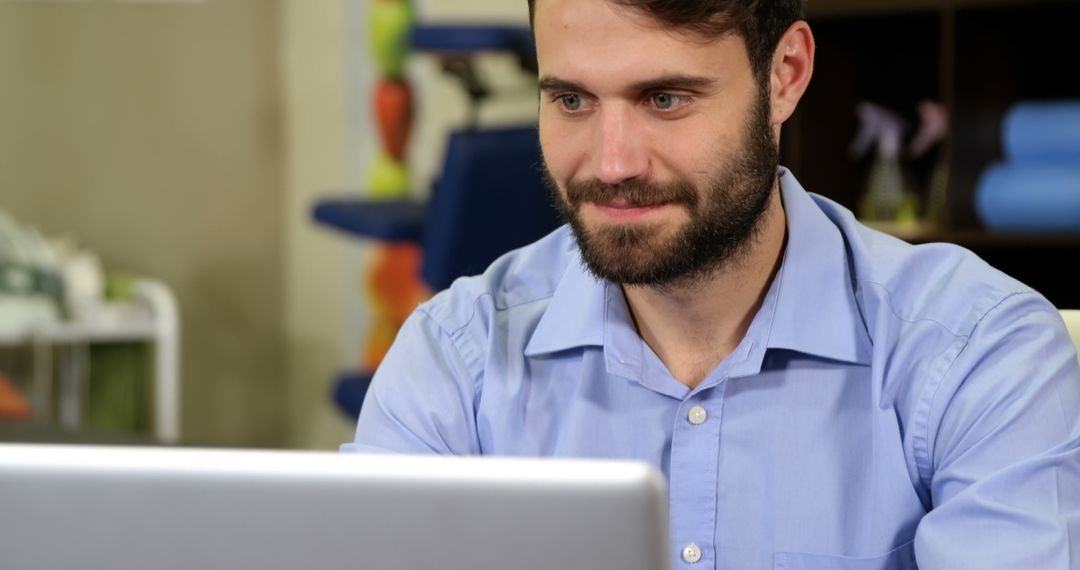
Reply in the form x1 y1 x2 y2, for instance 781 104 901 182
769 21 815 126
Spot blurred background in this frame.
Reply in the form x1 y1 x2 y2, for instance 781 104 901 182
2 0 1078 450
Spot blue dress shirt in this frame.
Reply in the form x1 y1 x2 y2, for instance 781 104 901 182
345 168 1080 569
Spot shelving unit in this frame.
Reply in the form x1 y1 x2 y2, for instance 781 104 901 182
782 0 1080 308
0 280 180 443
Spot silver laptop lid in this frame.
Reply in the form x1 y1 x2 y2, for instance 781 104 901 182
0 444 670 570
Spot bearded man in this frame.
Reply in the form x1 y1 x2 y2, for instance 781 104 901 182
345 1 1080 567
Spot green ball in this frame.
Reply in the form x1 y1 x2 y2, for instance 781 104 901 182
369 0 414 78
367 152 411 199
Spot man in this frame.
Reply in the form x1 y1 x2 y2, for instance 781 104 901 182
344 0 1080 567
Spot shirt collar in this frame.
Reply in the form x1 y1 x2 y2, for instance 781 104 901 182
523 249 607 356
767 168 872 365
524 168 872 367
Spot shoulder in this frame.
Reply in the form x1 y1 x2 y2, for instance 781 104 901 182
807 194 1076 492
809 193 1049 342
416 224 579 337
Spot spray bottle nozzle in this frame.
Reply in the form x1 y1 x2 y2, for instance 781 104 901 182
907 100 949 159
850 102 907 160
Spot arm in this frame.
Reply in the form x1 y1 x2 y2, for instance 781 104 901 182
342 309 482 455
914 294 1080 568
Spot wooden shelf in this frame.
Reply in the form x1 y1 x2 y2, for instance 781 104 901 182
865 222 1080 248
788 0 1080 233
807 0 1077 19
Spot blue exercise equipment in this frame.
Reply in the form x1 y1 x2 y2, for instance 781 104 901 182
313 25 561 419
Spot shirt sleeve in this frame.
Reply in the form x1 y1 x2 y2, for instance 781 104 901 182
913 293 1080 568
341 308 482 455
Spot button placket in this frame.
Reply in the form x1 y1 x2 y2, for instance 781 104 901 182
670 382 726 569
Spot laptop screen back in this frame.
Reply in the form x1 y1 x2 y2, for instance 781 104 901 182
0 444 669 570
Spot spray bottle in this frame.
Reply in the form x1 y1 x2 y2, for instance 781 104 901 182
907 100 950 229
851 102 918 223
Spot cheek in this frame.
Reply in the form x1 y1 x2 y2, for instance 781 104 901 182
538 115 581 184
651 122 724 179
683 109 749 168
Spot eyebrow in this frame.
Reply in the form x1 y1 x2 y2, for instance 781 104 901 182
629 75 718 92
537 74 718 94
537 76 586 93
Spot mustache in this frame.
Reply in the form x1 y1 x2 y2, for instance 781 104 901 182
564 178 699 209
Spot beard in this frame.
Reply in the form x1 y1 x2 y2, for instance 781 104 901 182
544 84 780 289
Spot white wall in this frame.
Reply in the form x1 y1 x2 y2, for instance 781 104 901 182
0 0 287 447
279 0 355 449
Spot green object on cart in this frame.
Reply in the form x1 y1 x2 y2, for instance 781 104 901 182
104 273 139 301
86 343 150 434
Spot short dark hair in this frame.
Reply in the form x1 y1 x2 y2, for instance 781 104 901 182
527 0 806 84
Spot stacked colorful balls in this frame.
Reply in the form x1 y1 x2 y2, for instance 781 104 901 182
362 0 428 373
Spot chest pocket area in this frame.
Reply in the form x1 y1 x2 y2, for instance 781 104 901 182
774 540 916 570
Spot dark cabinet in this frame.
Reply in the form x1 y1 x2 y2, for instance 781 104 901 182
782 0 1080 308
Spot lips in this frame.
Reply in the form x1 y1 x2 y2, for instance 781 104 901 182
600 197 652 208
590 199 672 221
564 178 697 223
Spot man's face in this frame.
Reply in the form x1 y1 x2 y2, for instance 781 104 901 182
535 0 780 287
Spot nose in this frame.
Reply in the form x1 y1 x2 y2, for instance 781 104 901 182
594 105 649 185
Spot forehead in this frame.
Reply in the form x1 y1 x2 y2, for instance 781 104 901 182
533 0 749 88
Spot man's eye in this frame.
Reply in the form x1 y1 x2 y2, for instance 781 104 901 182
558 94 583 112
650 92 688 111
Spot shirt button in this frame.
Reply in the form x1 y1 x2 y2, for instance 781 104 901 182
682 543 702 564
687 405 708 425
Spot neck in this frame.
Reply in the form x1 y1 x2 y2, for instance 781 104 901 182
622 186 787 389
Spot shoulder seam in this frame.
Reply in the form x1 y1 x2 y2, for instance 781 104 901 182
910 290 1041 490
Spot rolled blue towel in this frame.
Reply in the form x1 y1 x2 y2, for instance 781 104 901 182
975 163 1080 232
1003 101 1080 163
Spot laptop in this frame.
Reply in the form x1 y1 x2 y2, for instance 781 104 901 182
0 444 670 570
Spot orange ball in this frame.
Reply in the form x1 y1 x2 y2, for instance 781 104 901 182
375 79 413 161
